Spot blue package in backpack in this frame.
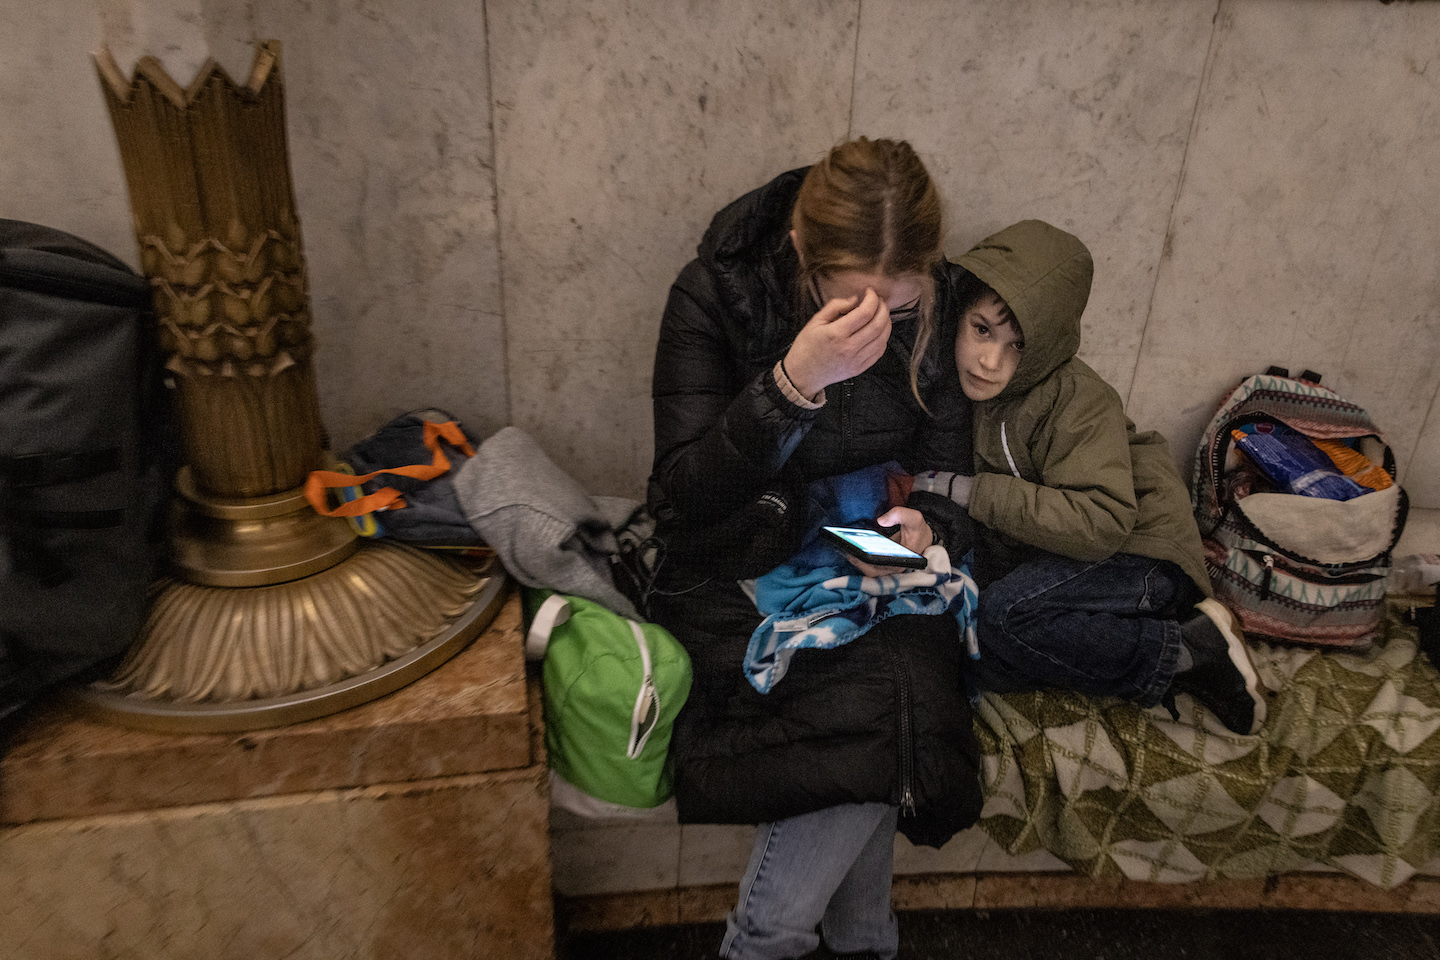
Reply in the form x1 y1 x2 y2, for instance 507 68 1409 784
1231 421 1369 501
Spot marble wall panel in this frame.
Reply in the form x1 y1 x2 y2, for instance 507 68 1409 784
1 1 508 454
0 770 553 960
488 0 860 497
549 820 681 896
7 0 1437 503
199 2 509 453
678 823 756 887
0 0 206 262
1406 418 1440 514
1127 0 1440 494
851 0 1218 399
893 824 989 875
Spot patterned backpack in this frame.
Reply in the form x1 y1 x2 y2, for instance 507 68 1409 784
1192 369 1408 650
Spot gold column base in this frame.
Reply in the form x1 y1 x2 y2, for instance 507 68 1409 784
73 544 509 734
169 466 359 588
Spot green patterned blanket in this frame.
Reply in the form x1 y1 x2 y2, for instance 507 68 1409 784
974 600 1440 888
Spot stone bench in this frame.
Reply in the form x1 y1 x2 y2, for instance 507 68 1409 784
8 583 1440 958
0 590 553 960
547 509 1440 932
550 787 1440 934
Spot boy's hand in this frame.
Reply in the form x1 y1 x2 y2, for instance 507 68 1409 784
845 506 932 578
783 288 891 400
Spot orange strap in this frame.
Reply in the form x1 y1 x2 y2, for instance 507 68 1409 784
304 421 476 518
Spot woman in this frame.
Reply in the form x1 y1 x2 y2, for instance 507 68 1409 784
646 138 981 960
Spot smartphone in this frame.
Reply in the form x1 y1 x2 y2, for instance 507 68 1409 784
820 525 928 570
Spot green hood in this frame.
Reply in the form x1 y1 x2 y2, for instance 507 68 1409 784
955 220 1093 400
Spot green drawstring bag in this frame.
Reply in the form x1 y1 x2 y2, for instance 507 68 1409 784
523 588 692 809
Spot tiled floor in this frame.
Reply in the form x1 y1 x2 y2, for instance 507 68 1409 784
558 908 1440 960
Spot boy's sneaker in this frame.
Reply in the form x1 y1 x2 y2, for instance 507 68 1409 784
1170 598 1267 735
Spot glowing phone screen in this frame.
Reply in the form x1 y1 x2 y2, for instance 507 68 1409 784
823 526 924 560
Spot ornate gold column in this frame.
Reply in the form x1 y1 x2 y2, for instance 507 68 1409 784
74 42 507 732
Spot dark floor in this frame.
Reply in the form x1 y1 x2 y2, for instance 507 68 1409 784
558 909 1440 960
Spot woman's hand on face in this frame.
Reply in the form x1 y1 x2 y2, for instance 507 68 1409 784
845 506 932 578
783 288 891 400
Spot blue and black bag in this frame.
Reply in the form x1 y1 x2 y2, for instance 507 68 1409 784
305 409 486 550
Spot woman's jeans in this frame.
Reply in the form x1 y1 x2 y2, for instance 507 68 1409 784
970 551 1196 707
721 802 899 960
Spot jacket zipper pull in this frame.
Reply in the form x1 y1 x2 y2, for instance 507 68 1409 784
1260 554 1275 601
887 646 918 818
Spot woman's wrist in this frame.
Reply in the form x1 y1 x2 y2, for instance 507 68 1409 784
780 344 828 402
774 358 824 408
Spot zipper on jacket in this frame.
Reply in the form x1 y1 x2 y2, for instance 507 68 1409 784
1260 554 1275 601
1000 421 1022 478
887 647 917 817
840 381 853 462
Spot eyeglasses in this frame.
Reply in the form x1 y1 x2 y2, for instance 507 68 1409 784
810 276 923 322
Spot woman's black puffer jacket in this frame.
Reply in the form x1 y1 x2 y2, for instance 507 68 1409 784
646 167 983 848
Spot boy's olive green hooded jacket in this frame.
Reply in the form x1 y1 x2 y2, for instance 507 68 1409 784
955 219 1210 595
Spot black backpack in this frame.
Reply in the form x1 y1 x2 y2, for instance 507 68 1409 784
0 220 173 722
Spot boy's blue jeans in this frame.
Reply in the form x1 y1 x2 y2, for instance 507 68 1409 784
971 551 1194 707
721 802 899 960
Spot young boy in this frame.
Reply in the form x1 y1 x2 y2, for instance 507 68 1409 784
916 219 1266 735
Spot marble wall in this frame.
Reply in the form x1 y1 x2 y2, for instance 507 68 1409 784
2 0 510 453
1 771 555 960
204 2 509 455
487 0 857 493
2 0 1437 506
